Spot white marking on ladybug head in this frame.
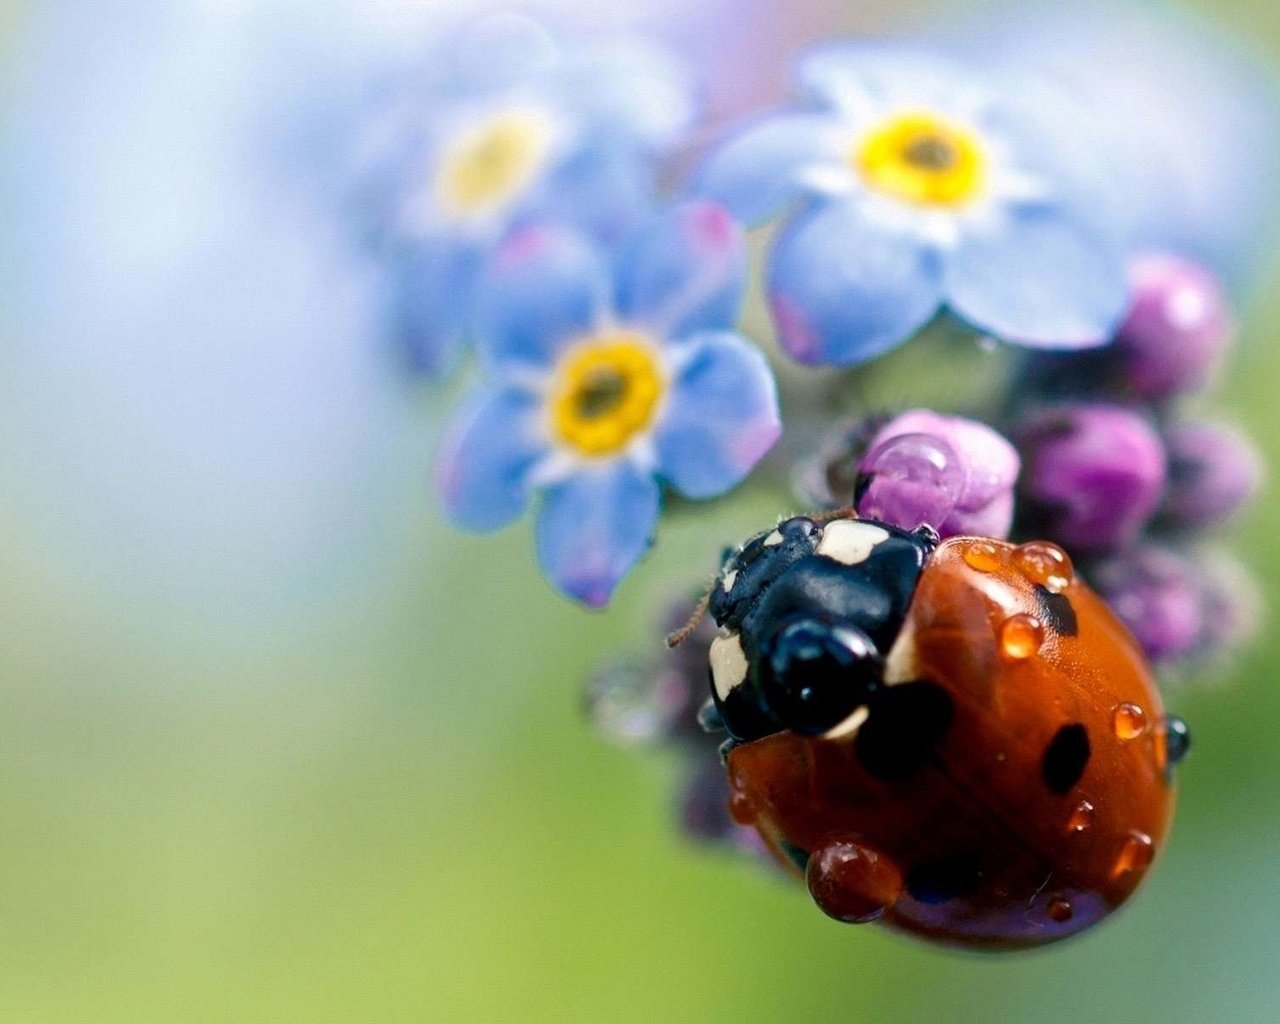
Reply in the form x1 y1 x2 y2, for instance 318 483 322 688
882 618 918 685
709 632 749 702
763 529 784 547
721 569 738 593
822 706 869 741
816 520 890 566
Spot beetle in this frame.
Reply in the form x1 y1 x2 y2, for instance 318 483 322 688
699 513 1188 949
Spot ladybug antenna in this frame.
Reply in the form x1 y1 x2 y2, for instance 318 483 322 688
809 504 859 524
665 588 711 649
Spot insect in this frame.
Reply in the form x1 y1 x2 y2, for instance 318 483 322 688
697 512 1190 949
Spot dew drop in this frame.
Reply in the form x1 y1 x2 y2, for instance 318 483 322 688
1157 716 1192 773
1112 831 1155 877
807 840 904 924
857 433 965 531
999 614 1045 661
1047 896 1074 923
1015 541 1074 593
963 541 1004 573
1112 702 1148 740
1066 800 1095 833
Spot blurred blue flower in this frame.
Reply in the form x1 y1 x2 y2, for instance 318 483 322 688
694 41 1128 366
351 14 696 376
436 201 780 607
955 0 1280 295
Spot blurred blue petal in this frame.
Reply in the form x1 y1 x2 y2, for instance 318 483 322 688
767 200 942 366
797 39 969 111
389 237 479 376
944 206 1128 348
436 386 546 532
450 12 560 94
956 0 1280 292
475 225 610 374
526 144 655 247
536 462 660 608
655 332 780 499
558 39 698 152
615 201 746 337
693 113 846 226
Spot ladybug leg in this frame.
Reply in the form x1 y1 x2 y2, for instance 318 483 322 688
805 837 904 924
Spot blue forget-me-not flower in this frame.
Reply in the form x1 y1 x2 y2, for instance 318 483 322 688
435 200 781 607
353 14 696 376
694 41 1130 366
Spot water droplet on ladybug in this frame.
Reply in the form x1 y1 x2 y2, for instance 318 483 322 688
1112 702 1148 740
963 541 1003 573
1014 541 1074 593
806 840 904 924
1046 896 1074 923
1162 715 1192 768
1066 800 1095 833
999 614 1044 661
1112 831 1155 877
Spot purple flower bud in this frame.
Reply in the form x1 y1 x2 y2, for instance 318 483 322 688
1016 404 1166 553
855 407 1024 540
1114 254 1234 399
1195 548 1264 657
1161 420 1263 529
1092 546 1204 664
857 410 1020 539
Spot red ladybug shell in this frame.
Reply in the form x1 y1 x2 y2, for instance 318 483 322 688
725 536 1176 949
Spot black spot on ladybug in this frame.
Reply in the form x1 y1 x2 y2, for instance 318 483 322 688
855 681 954 780
1034 585 1078 637
778 839 811 873
1042 724 1091 794
906 853 983 904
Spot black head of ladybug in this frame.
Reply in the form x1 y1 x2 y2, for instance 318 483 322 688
707 516 938 743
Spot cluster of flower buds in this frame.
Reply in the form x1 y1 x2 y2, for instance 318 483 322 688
1011 253 1263 667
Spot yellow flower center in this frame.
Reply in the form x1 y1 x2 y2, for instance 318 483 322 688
856 111 986 208
550 333 665 458
435 109 554 219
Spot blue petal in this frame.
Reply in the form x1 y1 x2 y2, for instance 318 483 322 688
523 143 655 247
535 461 660 608
448 13 559 94
390 237 479 377
692 113 848 227
436 386 546 532
474 224 611 373
767 200 943 366
615 201 746 337
944 205 1128 349
797 40 969 113
957 1 1280 293
557 39 697 152
655 331 780 499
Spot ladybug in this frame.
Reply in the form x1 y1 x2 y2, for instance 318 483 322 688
699 513 1189 949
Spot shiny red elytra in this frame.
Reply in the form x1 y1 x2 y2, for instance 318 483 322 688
704 518 1187 950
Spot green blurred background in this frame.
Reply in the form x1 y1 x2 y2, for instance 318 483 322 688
2 0 1279 1021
